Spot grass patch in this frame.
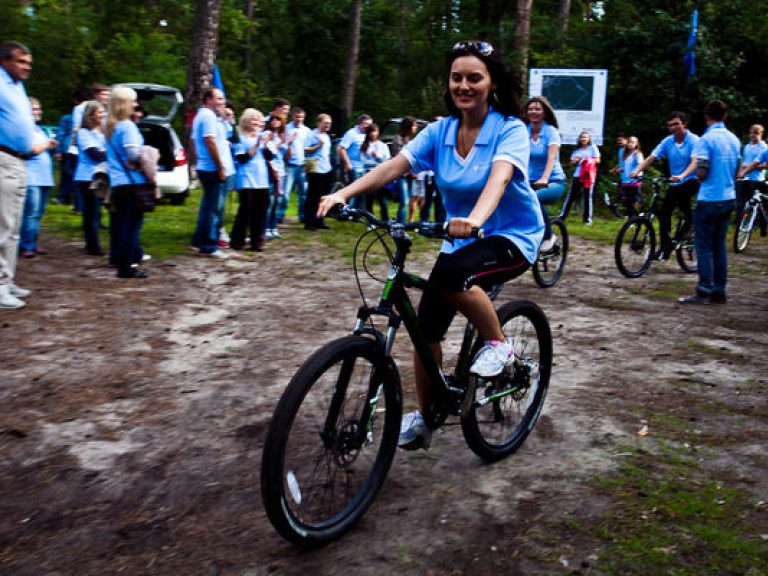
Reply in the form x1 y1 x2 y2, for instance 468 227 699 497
588 449 768 575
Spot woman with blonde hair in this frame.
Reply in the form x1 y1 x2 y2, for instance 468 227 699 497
105 85 149 278
230 108 269 251
562 130 601 224
73 100 107 255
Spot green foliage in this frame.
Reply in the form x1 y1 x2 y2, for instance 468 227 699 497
2 0 767 139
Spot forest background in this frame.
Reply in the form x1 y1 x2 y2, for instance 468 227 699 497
3 0 768 153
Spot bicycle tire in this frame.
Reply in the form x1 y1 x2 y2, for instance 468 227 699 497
674 222 698 273
261 335 402 547
532 218 569 288
733 205 756 253
615 217 655 278
460 300 552 462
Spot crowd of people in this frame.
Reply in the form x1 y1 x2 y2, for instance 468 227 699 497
2 37 765 322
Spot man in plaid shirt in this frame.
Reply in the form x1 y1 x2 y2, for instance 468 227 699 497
679 99 740 304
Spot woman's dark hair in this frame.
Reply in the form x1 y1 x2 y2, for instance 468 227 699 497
524 96 559 129
443 41 522 119
361 123 379 154
269 113 286 135
398 116 416 139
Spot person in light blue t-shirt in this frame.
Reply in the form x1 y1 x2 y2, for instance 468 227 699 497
20 97 57 258
319 41 543 450
679 99 740 304
524 96 565 252
303 113 333 230
735 124 767 215
106 86 149 279
631 111 700 259
73 101 107 257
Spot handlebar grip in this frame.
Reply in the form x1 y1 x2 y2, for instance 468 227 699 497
441 222 484 239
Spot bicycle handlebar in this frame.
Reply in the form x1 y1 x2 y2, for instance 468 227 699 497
329 204 484 240
637 176 672 184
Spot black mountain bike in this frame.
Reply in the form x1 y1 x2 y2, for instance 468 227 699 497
532 217 568 287
261 206 552 547
614 177 698 278
733 182 768 253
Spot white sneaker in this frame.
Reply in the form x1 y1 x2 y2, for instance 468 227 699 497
398 411 432 450
470 338 514 378
141 254 152 262
200 250 229 260
272 229 282 239
0 285 26 309
9 284 31 298
540 235 557 253
264 230 275 240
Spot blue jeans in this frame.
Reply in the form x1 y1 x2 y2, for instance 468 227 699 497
347 168 366 210
192 170 227 253
266 183 280 230
20 186 50 251
694 200 735 296
280 164 306 222
111 185 145 276
395 177 411 223
534 179 566 240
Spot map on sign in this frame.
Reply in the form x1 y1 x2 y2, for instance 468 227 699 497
542 75 594 111
529 69 608 145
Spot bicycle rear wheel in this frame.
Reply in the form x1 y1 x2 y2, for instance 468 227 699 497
461 300 552 462
261 335 401 547
733 205 756 253
615 216 655 278
674 220 698 273
532 218 569 288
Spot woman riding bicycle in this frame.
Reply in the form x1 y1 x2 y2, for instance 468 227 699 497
318 40 544 449
523 96 566 252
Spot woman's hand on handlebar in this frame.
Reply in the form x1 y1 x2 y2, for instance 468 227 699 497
318 191 347 217
446 217 479 239
532 178 549 190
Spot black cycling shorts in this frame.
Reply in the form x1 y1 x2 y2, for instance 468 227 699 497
417 235 530 343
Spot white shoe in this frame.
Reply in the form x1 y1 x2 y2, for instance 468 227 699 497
9 284 31 298
470 338 514 378
206 250 229 260
272 229 282 239
141 254 152 262
264 230 275 240
540 235 557 253
0 285 26 309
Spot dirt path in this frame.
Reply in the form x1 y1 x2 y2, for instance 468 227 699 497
1 227 767 575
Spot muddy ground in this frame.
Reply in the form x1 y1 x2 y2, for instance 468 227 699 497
1 223 767 576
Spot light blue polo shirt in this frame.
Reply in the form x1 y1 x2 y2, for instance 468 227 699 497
694 122 740 202
527 122 565 182
286 122 312 166
73 128 105 182
106 120 147 187
25 125 54 187
339 126 367 172
307 130 332 174
571 144 600 177
0 66 35 154
192 107 235 176
742 141 767 181
651 131 700 186
234 133 269 190
619 151 643 185
402 108 544 263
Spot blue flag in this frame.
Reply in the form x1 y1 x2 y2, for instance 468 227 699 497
683 7 698 77
212 63 226 98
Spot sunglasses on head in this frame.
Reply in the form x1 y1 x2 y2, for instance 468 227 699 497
453 41 494 56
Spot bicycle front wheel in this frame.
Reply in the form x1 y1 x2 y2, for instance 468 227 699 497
461 300 552 462
615 217 655 278
261 335 402 547
733 205 756 253
532 218 569 288
675 223 698 273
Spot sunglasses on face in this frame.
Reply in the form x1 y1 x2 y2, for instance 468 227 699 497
452 41 494 56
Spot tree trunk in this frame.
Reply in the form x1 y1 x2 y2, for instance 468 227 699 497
559 0 571 36
340 0 363 125
243 0 256 76
183 0 222 147
511 0 533 88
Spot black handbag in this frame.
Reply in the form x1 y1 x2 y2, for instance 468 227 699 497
109 140 156 213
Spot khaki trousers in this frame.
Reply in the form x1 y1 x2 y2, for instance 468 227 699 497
0 152 27 287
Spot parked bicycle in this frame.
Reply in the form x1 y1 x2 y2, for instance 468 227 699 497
614 176 698 278
733 181 768 253
261 206 552 547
